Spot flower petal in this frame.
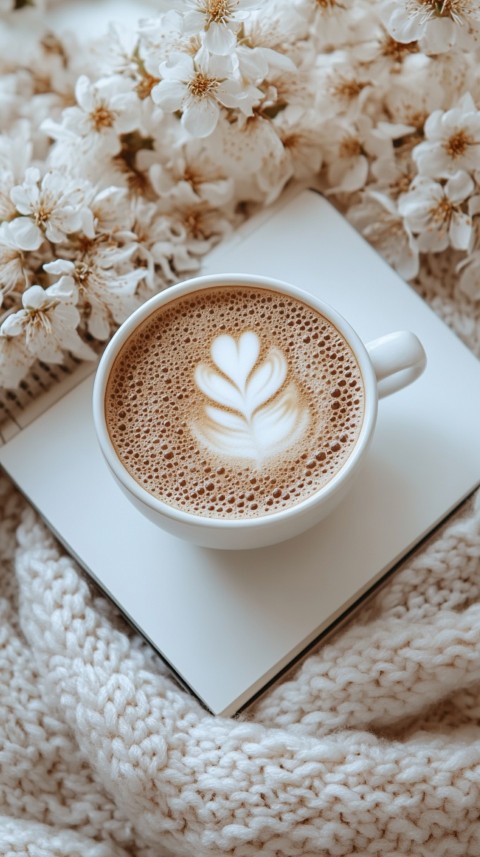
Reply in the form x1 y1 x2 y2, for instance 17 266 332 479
449 211 472 250
43 259 75 275
151 79 187 111
4 217 43 251
446 171 474 204
204 22 236 55
182 99 219 138
159 51 194 81
75 75 94 111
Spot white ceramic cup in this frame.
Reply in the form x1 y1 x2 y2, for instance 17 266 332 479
93 273 426 549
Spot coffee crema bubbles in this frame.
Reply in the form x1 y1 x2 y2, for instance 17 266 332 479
105 286 365 519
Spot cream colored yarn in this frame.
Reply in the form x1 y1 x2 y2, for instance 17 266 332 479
1 250 480 856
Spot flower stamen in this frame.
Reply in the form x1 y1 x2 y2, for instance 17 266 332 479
90 104 116 131
380 34 419 61
339 135 362 158
331 77 366 102
188 72 220 100
315 0 344 9
408 0 470 22
444 129 473 158
34 203 54 228
200 0 238 25
429 197 454 226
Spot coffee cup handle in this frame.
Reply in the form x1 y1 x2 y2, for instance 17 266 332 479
365 331 426 399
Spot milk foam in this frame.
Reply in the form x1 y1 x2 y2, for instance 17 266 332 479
105 286 365 519
193 332 310 462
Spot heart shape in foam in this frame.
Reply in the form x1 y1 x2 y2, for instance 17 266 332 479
211 332 260 391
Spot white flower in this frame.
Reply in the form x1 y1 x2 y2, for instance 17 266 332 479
0 120 33 179
153 199 232 269
128 199 203 287
350 25 421 80
371 151 416 200
0 244 26 304
0 222 31 304
0 216 43 252
308 0 373 49
208 114 290 202
382 53 457 141
399 171 474 252
323 117 390 194
42 75 141 157
0 171 17 223
412 93 480 178
234 42 297 84
315 51 373 121
348 191 419 280
239 5 311 68
45 246 146 341
88 186 135 240
180 0 262 55
89 22 140 77
276 120 323 181
151 50 262 137
149 139 234 207
0 330 33 389
0 71 26 136
379 0 480 54
137 12 186 78
0 282 95 364
0 111 33 201
10 168 94 246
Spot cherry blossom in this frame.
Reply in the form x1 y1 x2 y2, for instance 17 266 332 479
0 219 34 304
323 116 390 194
275 116 324 181
179 0 262 55
44 246 146 341
0 172 17 224
412 93 480 178
149 140 234 207
399 171 474 252
151 50 262 137
0 330 33 389
348 191 419 279
88 186 134 239
0 121 32 180
127 200 192 288
0 282 95 366
380 0 480 54
42 75 141 156
208 114 290 201
136 12 186 79
0 216 43 252
315 52 374 121
10 168 94 246
306 0 372 50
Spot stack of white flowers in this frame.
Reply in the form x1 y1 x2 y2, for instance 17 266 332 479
1 0 480 388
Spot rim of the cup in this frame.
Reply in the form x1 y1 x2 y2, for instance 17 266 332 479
93 273 378 532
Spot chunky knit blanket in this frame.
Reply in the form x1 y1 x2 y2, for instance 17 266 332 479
1 247 480 856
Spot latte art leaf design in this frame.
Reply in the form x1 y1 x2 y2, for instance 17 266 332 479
193 332 310 462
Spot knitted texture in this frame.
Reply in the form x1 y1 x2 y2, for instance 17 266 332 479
1 248 480 856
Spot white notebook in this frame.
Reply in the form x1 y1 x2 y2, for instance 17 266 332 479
1 188 480 716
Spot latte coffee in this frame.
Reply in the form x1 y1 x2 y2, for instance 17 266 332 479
105 285 365 519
